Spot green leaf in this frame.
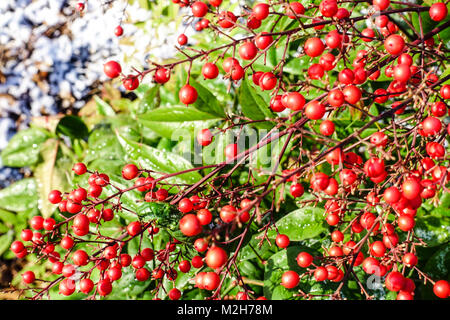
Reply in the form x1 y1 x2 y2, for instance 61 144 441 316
0 178 38 212
424 244 450 279
239 78 275 129
0 208 17 226
251 134 290 173
84 126 125 163
137 202 180 230
34 139 72 218
414 212 450 247
117 133 202 184
190 78 226 118
108 267 152 299
421 244 450 299
0 128 49 167
138 105 221 139
433 192 450 217
94 95 116 116
265 207 327 241
238 236 278 262
55 116 89 140
283 56 310 76
135 85 161 114
264 246 330 300
0 230 14 256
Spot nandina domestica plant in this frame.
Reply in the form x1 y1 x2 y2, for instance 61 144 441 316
1 0 450 301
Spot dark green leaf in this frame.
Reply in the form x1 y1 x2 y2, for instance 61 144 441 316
239 78 275 129
136 85 160 114
56 116 89 140
190 78 226 118
415 212 450 247
137 202 179 229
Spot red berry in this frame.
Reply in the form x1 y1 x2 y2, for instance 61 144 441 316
384 35 405 55
103 61 122 78
114 25 123 37
305 101 326 120
197 128 213 146
429 3 448 22
72 249 89 266
253 3 270 20
282 92 305 111
290 183 304 198
296 252 313 268
220 205 237 223
319 120 335 136
97 279 112 296
178 198 194 213
179 260 191 273
178 34 188 46
433 280 450 298
30 216 44 230
123 75 139 90
197 209 212 225
205 246 228 269
314 267 328 281
373 0 390 10
255 32 273 50
217 11 237 28
281 270 299 289
179 84 198 105
10 241 25 254
319 0 338 17
202 62 219 79
328 89 344 108
238 41 258 60
287 2 305 19
48 190 62 204
225 143 238 160
169 288 181 300
385 271 405 292
398 215 415 232
402 253 418 267
59 278 76 296
72 163 87 175
154 68 171 84
275 234 290 248
21 229 33 242
127 221 142 236
179 214 202 236
80 279 94 294
203 272 220 290
122 164 139 180
343 85 362 105
304 37 325 57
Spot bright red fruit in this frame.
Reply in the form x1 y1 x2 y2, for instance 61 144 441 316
179 84 198 105
103 61 122 78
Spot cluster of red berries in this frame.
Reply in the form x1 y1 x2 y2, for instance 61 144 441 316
13 161 269 299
